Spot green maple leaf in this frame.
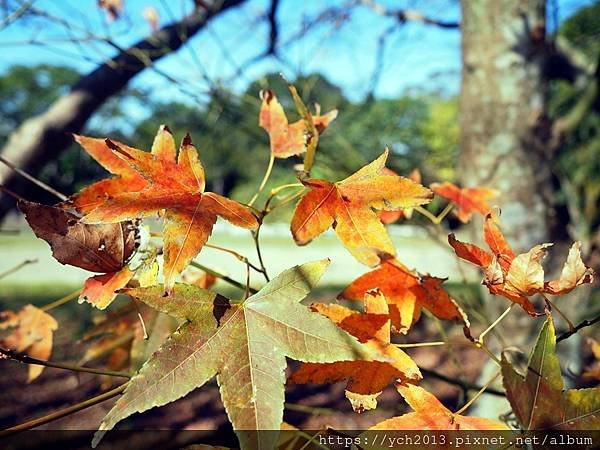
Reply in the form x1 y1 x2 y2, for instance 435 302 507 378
502 315 600 431
93 260 386 449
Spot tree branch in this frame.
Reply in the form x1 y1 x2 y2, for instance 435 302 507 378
0 0 247 221
360 0 459 29
556 313 600 343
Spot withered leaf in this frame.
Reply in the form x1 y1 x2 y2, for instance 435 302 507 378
448 214 594 315
18 199 137 273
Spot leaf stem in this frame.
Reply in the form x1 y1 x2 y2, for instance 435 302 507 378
204 243 264 274
0 258 37 280
543 296 575 331
248 153 275 207
478 304 514 342
252 226 270 282
453 370 501 416
0 347 131 379
0 382 129 435
394 341 463 348
40 289 81 312
414 203 454 225
189 261 258 294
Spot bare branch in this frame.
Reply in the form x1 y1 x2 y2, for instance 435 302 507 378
361 0 459 29
0 0 248 221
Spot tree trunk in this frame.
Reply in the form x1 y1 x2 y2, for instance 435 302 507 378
459 0 559 250
459 0 584 418
0 0 246 221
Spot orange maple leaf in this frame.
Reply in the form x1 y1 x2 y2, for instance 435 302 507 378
291 149 433 266
379 168 421 224
259 89 337 158
449 214 594 315
339 257 470 336
289 290 421 412
430 181 498 223
0 305 58 381
69 126 258 293
366 384 508 431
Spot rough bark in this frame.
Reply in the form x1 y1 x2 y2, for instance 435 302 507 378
459 0 588 418
0 0 246 221
459 0 559 251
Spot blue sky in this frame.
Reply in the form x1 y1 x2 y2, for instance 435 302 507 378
0 0 594 107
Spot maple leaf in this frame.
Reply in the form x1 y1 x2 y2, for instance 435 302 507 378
430 182 498 223
339 257 470 336
93 260 390 450
289 289 421 412
291 150 433 266
365 384 508 431
379 168 421 224
70 126 258 293
259 88 337 158
448 214 594 315
0 305 58 381
502 315 600 430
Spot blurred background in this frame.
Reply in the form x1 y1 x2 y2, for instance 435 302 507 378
0 0 599 443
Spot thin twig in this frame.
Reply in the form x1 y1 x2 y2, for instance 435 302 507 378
204 243 264 274
0 381 129 435
40 289 80 312
453 370 501 416
190 261 258 294
248 153 275 207
556 313 600 342
0 259 37 280
420 367 505 397
252 226 270 282
543 296 575 331
0 347 131 379
0 155 67 201
419 367 506 397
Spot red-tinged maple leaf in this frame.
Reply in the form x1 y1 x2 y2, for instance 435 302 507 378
379 168 421 224
0 305 58 381
363 384 508 434
448 214 595 315
259 89 337 158
79 267 135 309
289 290 421 412
339 257 470 337
291 149 433 266
430 181 499 223
69 126 258 293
